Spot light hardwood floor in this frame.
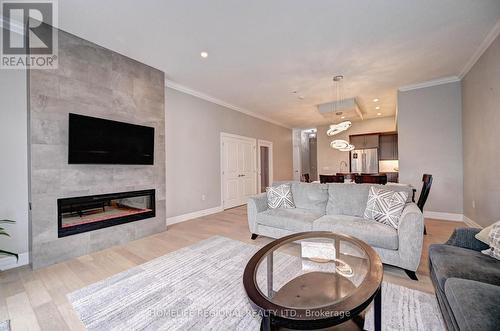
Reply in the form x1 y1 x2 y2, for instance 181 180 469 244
0 206 464 330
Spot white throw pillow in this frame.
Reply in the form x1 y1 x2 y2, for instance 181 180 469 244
363 186 408 229
482 224 500 261
475 220 500 245
266 184 295 209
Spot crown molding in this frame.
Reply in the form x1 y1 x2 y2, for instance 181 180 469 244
165 80 291 129
459 18 500 79
398 76 460 92
398 18 500 92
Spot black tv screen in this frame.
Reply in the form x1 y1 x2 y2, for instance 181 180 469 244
68 113 154 165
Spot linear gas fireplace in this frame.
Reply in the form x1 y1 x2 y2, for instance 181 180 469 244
58 189 155 237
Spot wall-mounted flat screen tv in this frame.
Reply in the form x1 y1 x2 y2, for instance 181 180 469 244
68 113 154 165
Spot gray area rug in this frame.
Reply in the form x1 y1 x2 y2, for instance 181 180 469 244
0 320 10 331
68 236 445 330
364 282 445 331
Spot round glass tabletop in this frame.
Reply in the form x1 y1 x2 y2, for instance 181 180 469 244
255 234 369 309
243 231 383 327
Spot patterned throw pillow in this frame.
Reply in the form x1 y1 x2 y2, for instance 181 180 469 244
363 186 408 229
482 224 500 261
266 184 295 209
475 220 500 245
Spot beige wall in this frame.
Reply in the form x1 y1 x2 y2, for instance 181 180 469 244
398 81 463 215
0 70 29 262
462 34 500 227
166 88 293 218
317 116 396 174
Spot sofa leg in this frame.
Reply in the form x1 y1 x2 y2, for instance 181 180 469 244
404 269 418 281
424 225 427 235
251 233 258 240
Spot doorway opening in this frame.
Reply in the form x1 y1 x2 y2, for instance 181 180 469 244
293 129 317 182
258 140 273 193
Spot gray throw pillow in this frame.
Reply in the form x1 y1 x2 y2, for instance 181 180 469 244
482 224 500 261
266 184 295 209
363 186 408 229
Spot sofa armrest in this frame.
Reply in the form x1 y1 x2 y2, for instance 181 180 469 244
397 203 424 271
247 193 268 234
445 228 489 252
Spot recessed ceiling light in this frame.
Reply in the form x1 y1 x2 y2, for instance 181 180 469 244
373 98 379 102
341 116 345 119
200 51 208 58
298 95 305 100
375 106 380 110
377 112 382 116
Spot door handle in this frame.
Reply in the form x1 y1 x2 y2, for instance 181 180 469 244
238 174 245 177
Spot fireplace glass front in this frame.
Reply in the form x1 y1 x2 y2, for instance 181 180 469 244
57 189 155 237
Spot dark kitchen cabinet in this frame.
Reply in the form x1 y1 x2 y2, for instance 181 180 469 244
379 134 398 160
349 134 379 149
349 135 365 148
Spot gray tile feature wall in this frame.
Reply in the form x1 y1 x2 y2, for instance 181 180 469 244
29 29 166 269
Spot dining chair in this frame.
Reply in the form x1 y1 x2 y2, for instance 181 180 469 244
336 173 357 181
417 174 433 235
354 174 387 185
301 173 310 183
319 174 344 183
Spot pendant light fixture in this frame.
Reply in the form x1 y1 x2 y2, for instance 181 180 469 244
328 75 354 151
330 139 350 149
327 121 352 136
330 139 355 152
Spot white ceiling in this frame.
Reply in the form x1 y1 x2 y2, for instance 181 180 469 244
57 0 500 128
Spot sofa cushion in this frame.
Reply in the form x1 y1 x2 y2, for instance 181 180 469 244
326 184 371 217
429 244 500 292
326 183 414 217
444 278 500 331
291 182 329 213
256 208 322 232
313 215 399 250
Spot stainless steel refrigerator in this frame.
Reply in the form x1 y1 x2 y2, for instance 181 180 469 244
350 148 379 173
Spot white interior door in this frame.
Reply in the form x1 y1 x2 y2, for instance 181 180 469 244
222 134 257 209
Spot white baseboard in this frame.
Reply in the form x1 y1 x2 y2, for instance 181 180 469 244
166 205 224 226
463 215 483 228
0 252 29 271
423 211 464 222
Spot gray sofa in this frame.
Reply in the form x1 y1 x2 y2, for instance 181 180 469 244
247 182 424 279
429 228 500 331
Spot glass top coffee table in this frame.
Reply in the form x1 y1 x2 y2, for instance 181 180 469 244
243 232 383 330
